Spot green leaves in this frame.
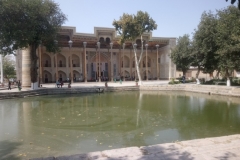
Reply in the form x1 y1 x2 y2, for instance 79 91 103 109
171 34 193 75
0 0 67 83
112 11 157 44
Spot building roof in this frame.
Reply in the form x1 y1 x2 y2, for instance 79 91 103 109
57 26 176 50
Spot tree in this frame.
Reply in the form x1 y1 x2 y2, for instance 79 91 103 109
216 6 240 84
0 0 67 85
170 34 193 76
226 0 240 9
3 56 16 80
192 11 219 78
113 11 157 85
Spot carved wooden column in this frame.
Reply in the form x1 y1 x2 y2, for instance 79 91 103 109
68 40 73 83
145 44 148 81
83 42 87 82
122 43 125 81
156 44 159 80
97 42 101 82
110 42 113 81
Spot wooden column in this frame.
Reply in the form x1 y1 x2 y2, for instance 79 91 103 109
39 44 42 84
55 54 58 82
130 48 132 80
145 44 148 81
68 40 73 83
110 43 113 81
97 42 101 82
156 45 159 80
122 43 125 81
83 42 87 82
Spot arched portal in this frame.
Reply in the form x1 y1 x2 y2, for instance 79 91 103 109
58 54 66 67
42 53 51 67
90 53 109 81
43 70 52 83
58 70 67 82
72 54 80 67
73 70 80 82
143 70 152 80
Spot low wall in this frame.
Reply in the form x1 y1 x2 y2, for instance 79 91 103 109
1 84 240 100
140 84 240 97
0 86 139 100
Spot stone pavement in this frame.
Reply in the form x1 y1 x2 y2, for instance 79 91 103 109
0 80 169 93
30 134 240 160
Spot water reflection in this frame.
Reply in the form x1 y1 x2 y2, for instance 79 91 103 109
0 91 240 159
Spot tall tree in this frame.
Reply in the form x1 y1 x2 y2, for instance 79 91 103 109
192 11 219 78
171 34 193 76
113 11 157 85
3 56 16 80
216 6 240 84
0 0 67 85
226 0 240 9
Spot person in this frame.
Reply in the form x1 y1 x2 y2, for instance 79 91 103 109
60 81 64 88
8 81 11 90
18 80 21 90
182 75 186 83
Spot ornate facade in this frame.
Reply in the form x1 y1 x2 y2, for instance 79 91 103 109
16 26 176 87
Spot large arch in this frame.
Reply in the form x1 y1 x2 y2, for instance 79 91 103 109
58 54 66 67
143 70 152 80
73 70 80 82
58 70 67 82
89 52 110 80
43 70 52 83
123 55 130 68
143 56 151 67
42 53 51 67
72 54 80 67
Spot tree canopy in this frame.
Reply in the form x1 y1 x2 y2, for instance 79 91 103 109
226 0 240 9
171 34 193 76
0 0 67 83
172 6 240 84
112 11 157 84
3 56 16 80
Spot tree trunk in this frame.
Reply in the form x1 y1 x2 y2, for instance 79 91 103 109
215 70 220 79
30 44 38 83
226 69 231 86
133 44 142 85
132 36 144 85
196 65 200 79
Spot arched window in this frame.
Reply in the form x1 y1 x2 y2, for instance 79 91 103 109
59 60 62 67
45 60 48 67
106 37 110 44
132 61 135 68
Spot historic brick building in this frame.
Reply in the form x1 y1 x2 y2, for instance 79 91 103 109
16 26 176 87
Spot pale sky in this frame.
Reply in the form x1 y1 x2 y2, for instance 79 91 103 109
54 0 235 38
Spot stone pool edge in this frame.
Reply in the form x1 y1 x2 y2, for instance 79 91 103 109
1 84 240 100
29 134 240 160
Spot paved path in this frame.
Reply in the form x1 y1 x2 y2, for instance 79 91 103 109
30 134 240 160
0 80 169 93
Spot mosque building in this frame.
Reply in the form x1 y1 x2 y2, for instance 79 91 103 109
16 26 176 87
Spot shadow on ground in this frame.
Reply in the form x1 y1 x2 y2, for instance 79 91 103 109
0 140 22 160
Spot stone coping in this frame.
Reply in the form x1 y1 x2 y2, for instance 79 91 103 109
140 84 240 97
1 84 240 100
30 134 240 160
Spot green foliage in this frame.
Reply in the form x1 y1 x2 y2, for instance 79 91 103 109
112 11 157 83
216 6 240 78
226 0 240 9
3 56 16 80
112 11 157 44
171 34 193 75
193 11 219 74
0 0 67 83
